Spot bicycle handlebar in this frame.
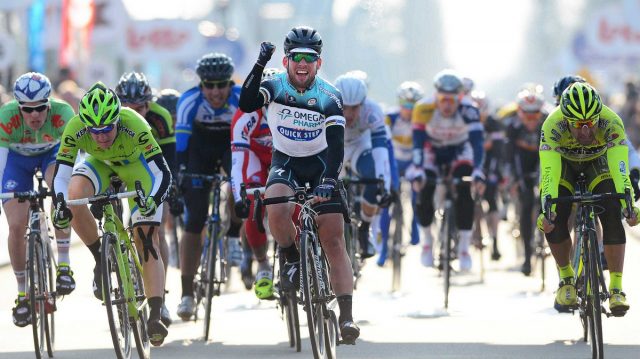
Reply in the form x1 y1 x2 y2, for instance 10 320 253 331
65 191 140 206
0 189 52 201
543 189 632 221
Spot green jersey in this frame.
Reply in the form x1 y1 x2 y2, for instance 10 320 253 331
56 107 162 166
144 102 175 146
0 99 74 156
539 105 632 207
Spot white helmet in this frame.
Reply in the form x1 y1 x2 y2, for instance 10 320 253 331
396 81 424 104
335 74 367 106
13 72 52 103
516 89 545 113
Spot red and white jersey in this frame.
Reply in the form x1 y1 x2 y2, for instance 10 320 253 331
230 108 273 201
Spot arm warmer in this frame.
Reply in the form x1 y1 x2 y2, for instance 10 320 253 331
147 153 172 206
239 63 266 113
325 125 344 182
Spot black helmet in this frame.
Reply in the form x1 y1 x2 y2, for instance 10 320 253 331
155 89 181 116
115 72 152 104
552 75 586 104
283 26 322 55
196 53 234 81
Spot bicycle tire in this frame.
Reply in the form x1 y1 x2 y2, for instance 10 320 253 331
285 289 301 352
171 215 182 269
325 309 338 359
28 233 46 359
300 230 328 359
44 242 55 358
391 199 403 292
102 233 133 359
440 206 452 309
345 221 360 289
131 250 150 359
203 222 220 341
587 231 604 359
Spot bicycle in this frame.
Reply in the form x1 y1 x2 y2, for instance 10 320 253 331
64 179 150 359
543 172 632 359
0 171 56 359
341 175 384 289
389 185 405 292
254 186 344 359
181 172 229 341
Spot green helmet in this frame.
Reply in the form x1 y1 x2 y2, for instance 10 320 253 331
560 82 602 122
79 82 121 127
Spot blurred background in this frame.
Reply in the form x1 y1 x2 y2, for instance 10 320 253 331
0 0 639 114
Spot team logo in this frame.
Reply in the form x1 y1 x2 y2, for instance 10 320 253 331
619 161 627 175
4 180 18 190
540 144 551 151
277 126 322 141
277 108 294 122
287 95 296 103
307 98 317 106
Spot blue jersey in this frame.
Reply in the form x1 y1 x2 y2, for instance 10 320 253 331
259 73 345 157
175 85 241 153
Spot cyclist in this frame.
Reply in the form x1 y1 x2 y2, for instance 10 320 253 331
51 82 172 344
552 75 640 200
238 26 360 343
538 82 639 316
471 90 505 261
231 68 280 299
335 73 391 259
175 52 244 321
377 81 423 266
408 69 485 271
504 88 547 276
115 72 175 327
1 72 76 327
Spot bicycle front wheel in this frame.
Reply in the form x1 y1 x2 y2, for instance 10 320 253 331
391 200 404 292
102 233 133 359
130 250 150 359
44 242 55 357
587 233 604 359
203 222 221 341
28 233 46 359
300 231 328 359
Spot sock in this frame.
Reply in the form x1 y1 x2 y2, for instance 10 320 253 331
280 244 299 263
558 264 574 281
609 272 623 292
181 275 194 298
56 237 71 265
257 258 271 272
15 270 26 294
88 239 101 263
148 296 163 321
337 295 353 323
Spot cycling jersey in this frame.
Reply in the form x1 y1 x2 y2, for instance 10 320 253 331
412 95 484 171
483 115 506 183
0 99 73 156
505 114 544 179
143 101 176 173
539 105 633 208
52 108 172 224
0 98 74 195
344 98 390 191
385 108 413 163
175 84 241 167
230 108 272 201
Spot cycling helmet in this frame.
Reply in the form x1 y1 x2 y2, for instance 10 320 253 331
335 75 367 106
115 72 153 105
78 82 121 127
262 68 283 80
284 26 323 55
397 81 424 105
433 69 463 94
470 90 489 112
155 89 181 116
345 70 370 88
196 53 234 81
516 89 545 113
552 75 586 104
560 82 602 121
461 76 475 94
13 72 52 103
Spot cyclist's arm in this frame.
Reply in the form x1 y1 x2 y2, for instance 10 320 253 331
239 64 268 113
230 109 258 201
368 103 391 191
462 104 485 172
602 106 634 204
52 119 83 202
538 118 562 212
175 91 195 169
137 128 172 206
159 142 176 176
324 92 345 182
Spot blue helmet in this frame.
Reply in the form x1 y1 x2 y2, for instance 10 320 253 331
13 72 52 103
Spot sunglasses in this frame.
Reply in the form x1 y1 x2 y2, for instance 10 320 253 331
20 104 48 113
201 80 231 89
288 53 319 63
567 116 598 129
87 123 117 135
